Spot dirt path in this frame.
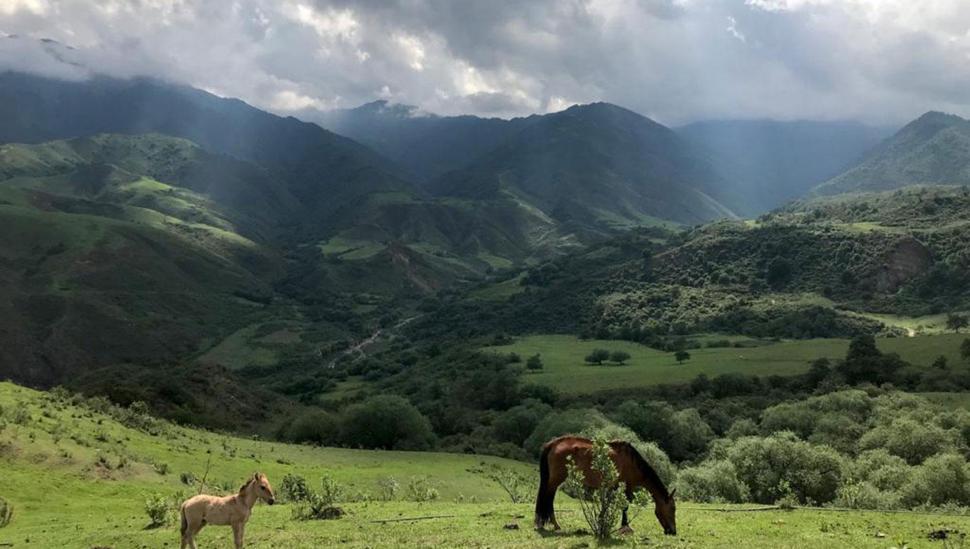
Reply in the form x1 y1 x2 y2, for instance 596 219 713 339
326 314 422 368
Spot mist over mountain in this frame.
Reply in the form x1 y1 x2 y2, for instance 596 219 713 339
0 71 411 222
816 111 970 195
314 100 519 183
679 119 891 213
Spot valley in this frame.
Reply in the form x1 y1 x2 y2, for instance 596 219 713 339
3 63 970 548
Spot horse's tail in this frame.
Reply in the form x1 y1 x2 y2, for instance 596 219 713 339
534 442 554 528
179 503 188 538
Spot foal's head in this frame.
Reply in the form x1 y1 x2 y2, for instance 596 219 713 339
243 472 276 505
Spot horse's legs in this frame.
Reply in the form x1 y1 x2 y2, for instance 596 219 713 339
618 486 635 535
232 522 245 549
548 481 562 530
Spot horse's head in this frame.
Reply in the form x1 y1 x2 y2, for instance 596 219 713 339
247 472 276 505
655 488 676 536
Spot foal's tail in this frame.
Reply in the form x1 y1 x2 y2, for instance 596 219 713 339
534 442 554 528
179 504 187 538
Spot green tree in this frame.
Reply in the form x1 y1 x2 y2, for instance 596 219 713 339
526 354 543 370
675 350 691 364
962 338 970 362
932 355 948 370
340 395 435 450
584 348 611 365
946 313 969 333
287 410 340 445
610 350 631 365
766 257 794 288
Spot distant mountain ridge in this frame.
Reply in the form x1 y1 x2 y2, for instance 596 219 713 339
815 111 970 195
427 102 739 228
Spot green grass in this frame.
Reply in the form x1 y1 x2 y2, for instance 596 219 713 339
0 382 965 548
319 236 386 260
486 334 970 395
196 323 280 369
470 273 527 301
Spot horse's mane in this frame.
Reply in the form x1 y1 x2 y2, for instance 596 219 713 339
613 441 670 499
239 477 255 495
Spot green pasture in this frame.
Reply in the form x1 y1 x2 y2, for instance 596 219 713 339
0 382 966 548
486 334 969 395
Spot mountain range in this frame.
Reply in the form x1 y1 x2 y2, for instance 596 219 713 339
5 68 970 397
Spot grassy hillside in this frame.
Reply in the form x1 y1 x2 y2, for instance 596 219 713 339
1 382 966 548
817 111 970 195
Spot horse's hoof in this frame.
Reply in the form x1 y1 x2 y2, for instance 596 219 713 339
618 526 634 535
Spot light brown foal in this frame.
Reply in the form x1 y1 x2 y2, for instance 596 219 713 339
180 472 276 549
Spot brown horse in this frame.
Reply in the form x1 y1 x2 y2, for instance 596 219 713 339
534 436 676 535
179 472 276 549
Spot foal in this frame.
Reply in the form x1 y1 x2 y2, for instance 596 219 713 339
180 472 276 549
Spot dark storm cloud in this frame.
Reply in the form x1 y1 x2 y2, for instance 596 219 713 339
2 0 970 124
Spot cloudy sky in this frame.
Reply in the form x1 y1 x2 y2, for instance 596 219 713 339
2 0 970 125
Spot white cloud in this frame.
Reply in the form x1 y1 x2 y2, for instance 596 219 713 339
2 0 970 124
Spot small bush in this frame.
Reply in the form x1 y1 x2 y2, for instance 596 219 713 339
564 438 626 540
479 465 531 503
676 460 750 503
293 493 345 520
153 462 170 476
526 354 543 370
144 493 170 527
404 477 439 502
280 473 312 503
610 351 631 365
584 349 610 365
180 472 197 486
376 477 400 501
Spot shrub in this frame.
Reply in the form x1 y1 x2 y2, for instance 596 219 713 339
526 354 543 370
144 493 170 527
292 475 347 520
288 410 340 446
962 338 970 361
610 351 631 365
479 465 531 503
718 432 845 505
564 437 626 540
676 460 749 503
859 418 953 465
404 477 439 502
179 472 197 486
674 350 691 363
318 475 345 506
376 477 400 501
0 497 12 528
153 462 170 476
584 349 610 365
493 399 552 446
834 481 901 510
280 473 312 503
900 453 970 507
340 395 435 450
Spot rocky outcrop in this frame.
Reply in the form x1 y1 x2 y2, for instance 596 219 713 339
875 237 933 292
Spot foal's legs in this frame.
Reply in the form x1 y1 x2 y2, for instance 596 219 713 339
185 520 204 549
232 522 246 549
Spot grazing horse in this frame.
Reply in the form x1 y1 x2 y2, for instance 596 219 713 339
180 472 276 549
534 436 676 535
